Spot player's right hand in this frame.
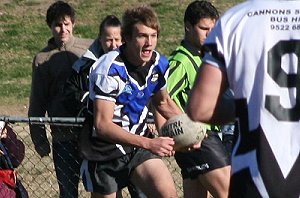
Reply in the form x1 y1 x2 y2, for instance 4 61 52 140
148 137 175 157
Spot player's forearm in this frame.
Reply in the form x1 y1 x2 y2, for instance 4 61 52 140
153 95 182 120
94 120 151 149
154 109 166 131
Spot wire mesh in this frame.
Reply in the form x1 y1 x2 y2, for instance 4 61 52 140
0 116 183 198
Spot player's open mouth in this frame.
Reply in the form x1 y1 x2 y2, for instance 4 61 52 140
142 49 152 57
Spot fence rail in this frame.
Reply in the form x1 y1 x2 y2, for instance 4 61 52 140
0 116 85 126
0 116 183 198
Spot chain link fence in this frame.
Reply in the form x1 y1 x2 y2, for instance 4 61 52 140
0 116 183 198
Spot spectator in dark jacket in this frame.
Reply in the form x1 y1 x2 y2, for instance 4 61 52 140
28 1 93 197
63 15 122 117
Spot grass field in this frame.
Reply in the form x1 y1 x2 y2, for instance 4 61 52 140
0 0 243 109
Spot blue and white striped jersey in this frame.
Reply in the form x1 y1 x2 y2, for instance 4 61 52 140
88 46 169 161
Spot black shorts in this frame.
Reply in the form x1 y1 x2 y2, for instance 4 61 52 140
175 131 230 180
80 148 159 195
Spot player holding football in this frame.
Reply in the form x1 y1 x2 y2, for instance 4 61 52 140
80 5 184 198
187 0 300 197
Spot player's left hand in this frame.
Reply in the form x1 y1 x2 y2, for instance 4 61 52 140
175 141 201 152
176 133 208 152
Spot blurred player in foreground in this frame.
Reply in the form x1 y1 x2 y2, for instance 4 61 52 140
187 0 300 197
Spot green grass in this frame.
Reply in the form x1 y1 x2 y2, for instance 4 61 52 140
0 0 243 105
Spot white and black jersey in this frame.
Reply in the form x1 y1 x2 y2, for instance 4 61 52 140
88 45 169 161
202 0 300 197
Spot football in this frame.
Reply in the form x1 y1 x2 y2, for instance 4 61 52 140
160 113 207 150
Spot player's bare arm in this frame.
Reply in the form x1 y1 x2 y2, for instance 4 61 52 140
187 63 233 125
152 89 182 119
153 107 166 130
94 99 175 157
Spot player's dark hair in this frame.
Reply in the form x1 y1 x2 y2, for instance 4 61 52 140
122 5 160 39
184 0 219 27
98 15 121 37
46 1 75 28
